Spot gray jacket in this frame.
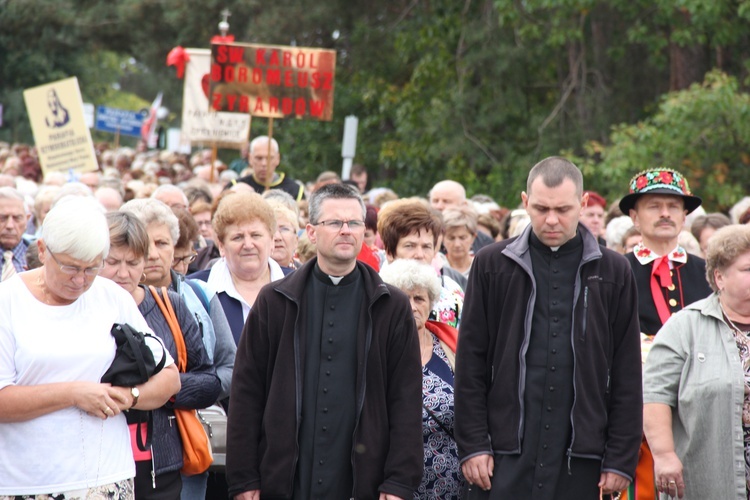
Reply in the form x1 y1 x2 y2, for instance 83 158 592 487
644 293 746 500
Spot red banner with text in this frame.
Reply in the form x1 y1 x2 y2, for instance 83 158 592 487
209 42 336 121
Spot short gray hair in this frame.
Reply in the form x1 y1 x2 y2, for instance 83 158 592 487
250 135 279 154
263 188 299 217
120 198 180 243
152 184 189 207
308 183 365 225
379 259 441 308
526 157 583 197
0 186 25 203
42 196 109 261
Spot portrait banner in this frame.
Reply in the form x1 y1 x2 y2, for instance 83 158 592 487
23 77 98 175
209 42 336 121
182 48 251 148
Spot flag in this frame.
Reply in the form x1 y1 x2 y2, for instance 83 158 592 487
141 92 163 148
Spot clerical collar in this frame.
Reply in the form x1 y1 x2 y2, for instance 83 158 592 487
529 229 582 253
632 243 687 266
312 262 360 286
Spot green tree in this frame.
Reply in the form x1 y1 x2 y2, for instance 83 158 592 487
572 70 750 211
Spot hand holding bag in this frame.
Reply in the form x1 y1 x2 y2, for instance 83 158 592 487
149 286 213 476
102 323 166 451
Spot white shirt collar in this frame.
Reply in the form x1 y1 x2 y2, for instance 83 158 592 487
206 258 286 321
632 243 688 266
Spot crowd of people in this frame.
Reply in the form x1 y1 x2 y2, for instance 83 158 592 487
2 134 750 500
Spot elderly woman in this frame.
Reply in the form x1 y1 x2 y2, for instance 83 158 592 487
644 224 750 500
442 205 478 280
380 259 464 499
100 211 221 499
120 200 234 400
377 198 464 328
268 201 300 269
0 196 180 498
189 192 288 343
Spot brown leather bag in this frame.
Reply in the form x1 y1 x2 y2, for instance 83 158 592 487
149 286 213 476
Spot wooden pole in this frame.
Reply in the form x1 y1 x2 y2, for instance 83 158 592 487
114 127 120 150
264 117 274 192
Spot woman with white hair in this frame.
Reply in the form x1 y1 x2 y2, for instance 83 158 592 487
0 196 180 498
380 259 464 499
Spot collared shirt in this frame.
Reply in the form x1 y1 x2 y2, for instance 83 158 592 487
644 293 747 500
4 239 29 272
632 243 688 266
206 257 286 322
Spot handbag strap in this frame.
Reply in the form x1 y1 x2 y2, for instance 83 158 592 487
148 285 187 373
422 403 454 440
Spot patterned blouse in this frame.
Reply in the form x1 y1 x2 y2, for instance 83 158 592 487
416 335 465 499
727 316 750 499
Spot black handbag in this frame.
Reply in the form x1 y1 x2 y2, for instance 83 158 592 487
102 323 166 450
102 323 165 386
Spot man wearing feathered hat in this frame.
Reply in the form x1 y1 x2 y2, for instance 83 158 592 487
619 167 712 500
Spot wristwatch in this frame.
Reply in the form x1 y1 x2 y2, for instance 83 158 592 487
129 387 140 409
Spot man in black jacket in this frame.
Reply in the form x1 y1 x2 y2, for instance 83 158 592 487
228 136 305 201
226 183 423 500
455 157 642 499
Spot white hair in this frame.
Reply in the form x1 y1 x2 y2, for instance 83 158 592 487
605 215 634 250
121 198 180 243
379 259 442 308
250 135 279 154
151 184 189 207
730 197 750 224
42 196 109 260
51 182 93 206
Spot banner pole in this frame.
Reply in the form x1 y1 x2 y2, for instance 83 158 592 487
264 117 274 192
115 127 120 150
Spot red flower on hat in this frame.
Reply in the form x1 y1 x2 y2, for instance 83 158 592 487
636 175 648 190
659 171 673 185
678 178 688 193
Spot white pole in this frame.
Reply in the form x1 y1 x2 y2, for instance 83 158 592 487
341 115 358 180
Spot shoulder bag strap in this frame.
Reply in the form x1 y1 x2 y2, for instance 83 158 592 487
148 285 187 373
422 403 454 440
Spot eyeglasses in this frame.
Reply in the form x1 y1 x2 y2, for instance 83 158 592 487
277 225 295 235
48 250 103 277
173 253 198 265
313 220 365 230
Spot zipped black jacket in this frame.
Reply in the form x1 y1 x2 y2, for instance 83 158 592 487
454 224 642 480
226 259 423 499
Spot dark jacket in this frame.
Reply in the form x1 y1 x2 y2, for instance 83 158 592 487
454 224 642 480
624 251 712 335
226 259 423 499
189 266 295 345
138 286 221 475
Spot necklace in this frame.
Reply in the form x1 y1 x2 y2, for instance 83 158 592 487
720 301 750 335
36 275 52 305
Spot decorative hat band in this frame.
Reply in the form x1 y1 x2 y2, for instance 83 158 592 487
628 168 692 196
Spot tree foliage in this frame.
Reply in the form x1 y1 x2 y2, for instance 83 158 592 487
2 0 750 208
573 70 750 211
